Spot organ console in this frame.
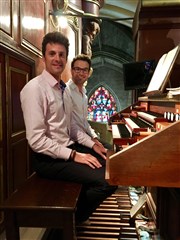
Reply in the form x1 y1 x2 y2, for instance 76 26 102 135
107 96 180 187
106 45 180 239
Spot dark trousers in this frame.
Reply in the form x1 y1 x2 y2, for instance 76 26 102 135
32 142 117 222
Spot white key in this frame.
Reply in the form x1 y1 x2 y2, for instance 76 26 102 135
112 125 121 138
124 117 139 130
137 112 156 123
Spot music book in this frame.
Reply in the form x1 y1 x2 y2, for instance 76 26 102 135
166 86 180 96
143 44 180 96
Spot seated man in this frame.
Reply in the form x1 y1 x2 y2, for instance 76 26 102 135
20 32 117 225
66 54 113 149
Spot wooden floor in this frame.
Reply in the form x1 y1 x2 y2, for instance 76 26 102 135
0 228 46 240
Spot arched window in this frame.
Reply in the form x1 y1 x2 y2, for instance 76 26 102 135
88 86 117 122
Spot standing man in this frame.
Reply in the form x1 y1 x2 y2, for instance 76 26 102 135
20 32 116 227
66 54 112 149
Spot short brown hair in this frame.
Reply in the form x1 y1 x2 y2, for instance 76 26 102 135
71 54 91 70
42 31 69 57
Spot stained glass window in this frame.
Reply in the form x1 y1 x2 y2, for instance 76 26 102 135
88 86 117 122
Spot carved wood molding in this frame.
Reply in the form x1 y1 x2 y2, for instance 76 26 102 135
52 0 68 12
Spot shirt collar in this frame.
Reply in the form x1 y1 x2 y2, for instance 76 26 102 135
42 69 59 88
68 79 86 94
42 70 66 91
60 79 66 91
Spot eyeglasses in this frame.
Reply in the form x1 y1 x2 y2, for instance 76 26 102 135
72 67 89 74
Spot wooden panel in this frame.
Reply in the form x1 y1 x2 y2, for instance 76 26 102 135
0 47 35 231
11 140 29 193
0 46 35 207
6 55 33 194
136 29 180 61
0 0 12 35
158 188 180 239
9 68 27 134
20 0 45 56
61 18 81 82
106 121 180 187
148 101 178 114
0 52 6 230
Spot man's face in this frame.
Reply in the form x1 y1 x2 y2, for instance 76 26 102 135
43 43 67 80
71 60 90 86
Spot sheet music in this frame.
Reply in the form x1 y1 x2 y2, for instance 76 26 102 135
144 45 180 95
145 54 166 92
166 86 180 95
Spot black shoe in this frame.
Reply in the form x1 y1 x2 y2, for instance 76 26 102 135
76 218 91 226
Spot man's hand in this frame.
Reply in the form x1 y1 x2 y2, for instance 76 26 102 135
73 152 102 169
92 138 107 153
92 143 107 160
92 138 103 148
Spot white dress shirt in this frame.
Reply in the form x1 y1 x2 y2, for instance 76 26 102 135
66 79 98 139
20 70 94 160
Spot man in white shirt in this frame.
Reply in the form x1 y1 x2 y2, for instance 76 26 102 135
20 32 116 225
66 54 112 149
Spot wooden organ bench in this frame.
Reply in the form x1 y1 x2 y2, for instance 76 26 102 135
0 172 82 240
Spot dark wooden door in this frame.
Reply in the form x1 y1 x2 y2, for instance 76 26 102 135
0 45 35 214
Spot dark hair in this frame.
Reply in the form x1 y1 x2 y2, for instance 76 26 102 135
42 31 69 57
71 54 91 70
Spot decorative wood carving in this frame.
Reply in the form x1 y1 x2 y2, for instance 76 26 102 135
52 0 68 11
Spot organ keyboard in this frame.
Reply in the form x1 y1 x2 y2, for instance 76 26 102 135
106 96 180 239
137 111 163 124
107 96 180 187
110 107 167 148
